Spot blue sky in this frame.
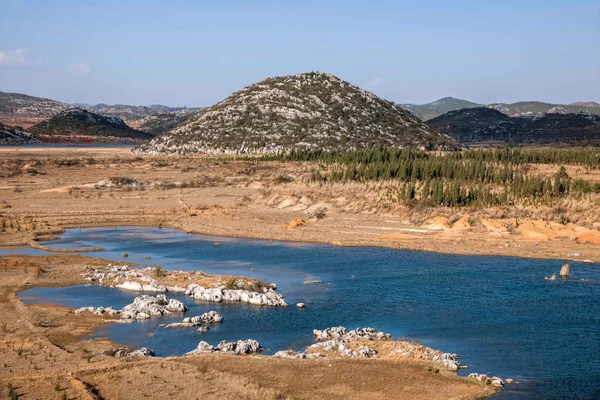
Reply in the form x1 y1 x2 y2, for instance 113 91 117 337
0 0 598 106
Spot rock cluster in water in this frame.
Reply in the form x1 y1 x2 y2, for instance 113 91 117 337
185 284 286 307
75 294 188 320
82 264 287 307
468 373 505 388
185 339 262 356
162 311 224 328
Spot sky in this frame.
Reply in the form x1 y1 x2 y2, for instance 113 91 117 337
0 0 599 107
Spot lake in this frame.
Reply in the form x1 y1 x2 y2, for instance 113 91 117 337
14 226 600 399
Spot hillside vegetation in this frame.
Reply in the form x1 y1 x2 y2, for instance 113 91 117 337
134 72 459 155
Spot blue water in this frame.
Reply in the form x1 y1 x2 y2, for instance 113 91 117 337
16 226 600 399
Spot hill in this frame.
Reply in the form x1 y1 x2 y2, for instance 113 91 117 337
401 97 483 120
428 108 600 146
134 72 459 155
0 122 41 145
28 108 154 143
0 91 70 128
137 109 198 136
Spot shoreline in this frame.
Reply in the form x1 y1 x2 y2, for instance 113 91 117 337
2 217 597 264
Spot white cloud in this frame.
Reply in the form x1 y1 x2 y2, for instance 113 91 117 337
0 48 30 67
69 62 93 74
368 78 391 87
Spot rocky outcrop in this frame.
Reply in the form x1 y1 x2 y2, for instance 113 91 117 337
184 284 287 307
162 311 223 328
389 342 465 372
272 350 324 359
75 306 120 316
313 327 392 341
76 294 187 320
82 264 286 307
468 373 505 387
120 294 188 320
306 327 392 359
185 339 262 356
102 347 156 358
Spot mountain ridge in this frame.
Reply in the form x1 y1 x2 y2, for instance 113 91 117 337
401 97 600 120
428 107 600 146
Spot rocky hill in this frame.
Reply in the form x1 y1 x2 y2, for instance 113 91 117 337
428 108 600 146
0 91 70 128
401 97 483 120
0 122 41 145
137 109 198 136
134 72 459 155
28 108 154 143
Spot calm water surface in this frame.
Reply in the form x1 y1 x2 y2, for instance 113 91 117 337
15 227 600 399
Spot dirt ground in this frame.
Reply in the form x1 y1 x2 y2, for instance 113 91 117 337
0 255 494 400
0 146 598 263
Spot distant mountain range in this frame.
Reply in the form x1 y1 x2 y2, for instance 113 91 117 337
428 107 600 146
28 108 154 143
134 72 459 155
0 91 71 128
0 90 200 128
85 103 199 122
402 97 600 120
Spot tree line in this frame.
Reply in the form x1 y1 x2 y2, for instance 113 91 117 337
260 147 600 207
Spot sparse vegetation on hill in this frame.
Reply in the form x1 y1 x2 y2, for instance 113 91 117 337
134 72 459 155
428 108 600 146
28 108 154 143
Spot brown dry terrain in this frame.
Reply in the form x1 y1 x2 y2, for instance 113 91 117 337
0 254 494 400
0 146 598 262
2 146 597 399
